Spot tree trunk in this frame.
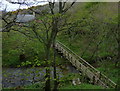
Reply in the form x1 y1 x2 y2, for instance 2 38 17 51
45 16 58 91
45 68 51 91
53 40 58 91
45 45 51 91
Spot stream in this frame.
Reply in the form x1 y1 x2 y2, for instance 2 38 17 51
2 64 79 88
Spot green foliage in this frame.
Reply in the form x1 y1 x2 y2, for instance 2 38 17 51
57 2 118 61
97 61 119 83
24 82 44 89
7 49 20 66
17 56 46 67
2 49 20 66
57 4 118 88
2 31 45 67
85 2 101 9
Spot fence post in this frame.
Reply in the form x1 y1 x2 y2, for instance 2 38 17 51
63 50 65 57
93 76 95 85
68 53 70 60
99 72 101 80
115 84 118 89
70 56 72 63
79 63 81 70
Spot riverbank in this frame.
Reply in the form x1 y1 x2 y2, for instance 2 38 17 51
2 60 80 88
2 67 62 88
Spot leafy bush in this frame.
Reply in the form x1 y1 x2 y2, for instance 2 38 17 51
3 49 20 67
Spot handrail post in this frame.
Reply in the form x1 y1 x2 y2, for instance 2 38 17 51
93 76 95 85
70 56 72 63
79 63 81 70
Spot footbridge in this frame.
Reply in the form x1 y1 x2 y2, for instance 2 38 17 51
55 41 117 88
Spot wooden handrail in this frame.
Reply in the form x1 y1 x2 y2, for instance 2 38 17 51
56 41 99 73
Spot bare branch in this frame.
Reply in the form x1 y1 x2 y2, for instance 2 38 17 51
49 2 55 14
62 0 76 13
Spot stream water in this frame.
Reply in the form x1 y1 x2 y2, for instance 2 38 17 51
2 64 79 88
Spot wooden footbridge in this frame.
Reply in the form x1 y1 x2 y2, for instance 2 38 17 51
54 41 117 88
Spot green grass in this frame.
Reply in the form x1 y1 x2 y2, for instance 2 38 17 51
96 61 119 83
2 83 104 90
23 82 44 89
59 83 104 89
2 31 45 67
